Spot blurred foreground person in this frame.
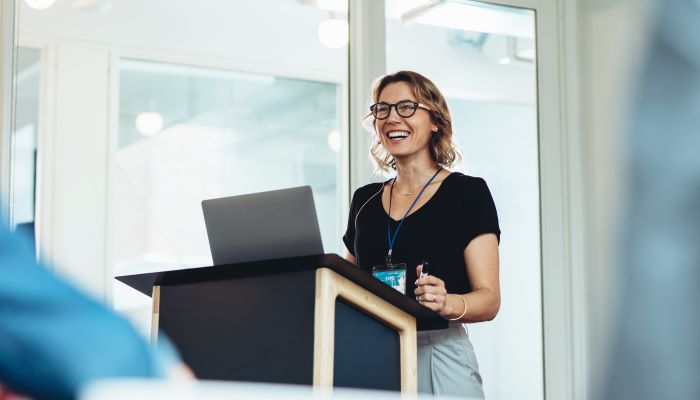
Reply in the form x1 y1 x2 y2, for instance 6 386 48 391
605 1 700 399
0 225 184 400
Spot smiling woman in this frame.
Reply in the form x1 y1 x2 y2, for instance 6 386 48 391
345 70 501 398
367 72 459 174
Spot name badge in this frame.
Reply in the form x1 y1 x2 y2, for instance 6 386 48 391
371 263 407 294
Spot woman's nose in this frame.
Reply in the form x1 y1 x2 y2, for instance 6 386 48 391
385 105 402 122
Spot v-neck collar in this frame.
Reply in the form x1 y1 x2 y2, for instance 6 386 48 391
379 171 454 223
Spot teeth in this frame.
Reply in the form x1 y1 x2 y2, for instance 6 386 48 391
388 131 409 139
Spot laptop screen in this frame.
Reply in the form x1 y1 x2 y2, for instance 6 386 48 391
201 186 324 265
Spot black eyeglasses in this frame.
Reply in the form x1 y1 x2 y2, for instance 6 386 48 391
369 100 430 120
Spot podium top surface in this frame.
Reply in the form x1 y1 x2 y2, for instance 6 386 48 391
116 254 448 331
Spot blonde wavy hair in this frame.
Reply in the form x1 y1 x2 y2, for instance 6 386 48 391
364 70 461 174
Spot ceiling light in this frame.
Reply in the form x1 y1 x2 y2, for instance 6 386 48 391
327 129 341 153
24 0 55 10
318 18 348 49
135 112 164 136
402 0 534 39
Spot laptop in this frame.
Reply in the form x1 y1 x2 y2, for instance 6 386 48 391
201 186 324 265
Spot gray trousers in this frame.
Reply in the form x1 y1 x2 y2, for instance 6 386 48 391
417 322 485 399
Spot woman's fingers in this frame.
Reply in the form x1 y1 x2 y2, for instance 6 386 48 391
416 292 444 305
418 294 445 312
415 274 443 287
415 273 447 311
414 280 447 296
419 293 440 302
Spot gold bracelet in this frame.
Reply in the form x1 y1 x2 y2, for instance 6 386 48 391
448 295 468 321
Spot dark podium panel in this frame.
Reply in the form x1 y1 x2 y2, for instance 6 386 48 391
117 254 447 393
159 270 317 384
334 299 401 391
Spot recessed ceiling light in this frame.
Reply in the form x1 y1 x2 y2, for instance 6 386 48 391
327 129 341 152
135 112 164 136
24 0 55 10
318 18 348 49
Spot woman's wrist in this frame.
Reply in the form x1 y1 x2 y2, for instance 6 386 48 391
442 294 458 318
446 294 468 321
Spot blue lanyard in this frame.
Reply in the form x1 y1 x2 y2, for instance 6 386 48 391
386 168 441 265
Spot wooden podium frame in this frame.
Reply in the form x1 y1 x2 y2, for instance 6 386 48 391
118 254 446 394
313 267 416 391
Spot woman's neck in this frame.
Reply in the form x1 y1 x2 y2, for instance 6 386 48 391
394 157 441 191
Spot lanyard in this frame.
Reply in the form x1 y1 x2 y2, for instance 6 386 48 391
386 168 441 265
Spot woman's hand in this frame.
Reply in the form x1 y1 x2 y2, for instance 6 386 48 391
414 264 450 315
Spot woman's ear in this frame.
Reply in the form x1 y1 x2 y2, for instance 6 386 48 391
431 125 438 132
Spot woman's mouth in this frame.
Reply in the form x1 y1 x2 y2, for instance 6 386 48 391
386 130 410 142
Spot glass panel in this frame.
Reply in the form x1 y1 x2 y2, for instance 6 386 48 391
114 59 342 272
12 47 41 244
385 1 542 399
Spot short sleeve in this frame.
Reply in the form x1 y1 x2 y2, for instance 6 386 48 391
342 192 358 256
462 178 501 248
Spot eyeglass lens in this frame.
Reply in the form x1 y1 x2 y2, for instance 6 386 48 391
372 101 418 119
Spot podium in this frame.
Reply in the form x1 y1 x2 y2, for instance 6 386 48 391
117 254 447 393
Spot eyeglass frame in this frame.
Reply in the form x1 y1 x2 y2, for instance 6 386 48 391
368 100 432 120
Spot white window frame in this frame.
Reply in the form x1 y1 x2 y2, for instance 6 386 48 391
14 38 55 268
0 0 17 226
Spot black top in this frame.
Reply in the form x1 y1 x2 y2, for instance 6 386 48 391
343 172 500 297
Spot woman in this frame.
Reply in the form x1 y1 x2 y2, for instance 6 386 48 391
343 71 500 398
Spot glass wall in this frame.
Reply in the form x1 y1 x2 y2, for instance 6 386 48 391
385 1 542 399
12 47 41 244
113 58 343 274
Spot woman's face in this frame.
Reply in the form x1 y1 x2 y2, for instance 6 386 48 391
374 81 437 162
